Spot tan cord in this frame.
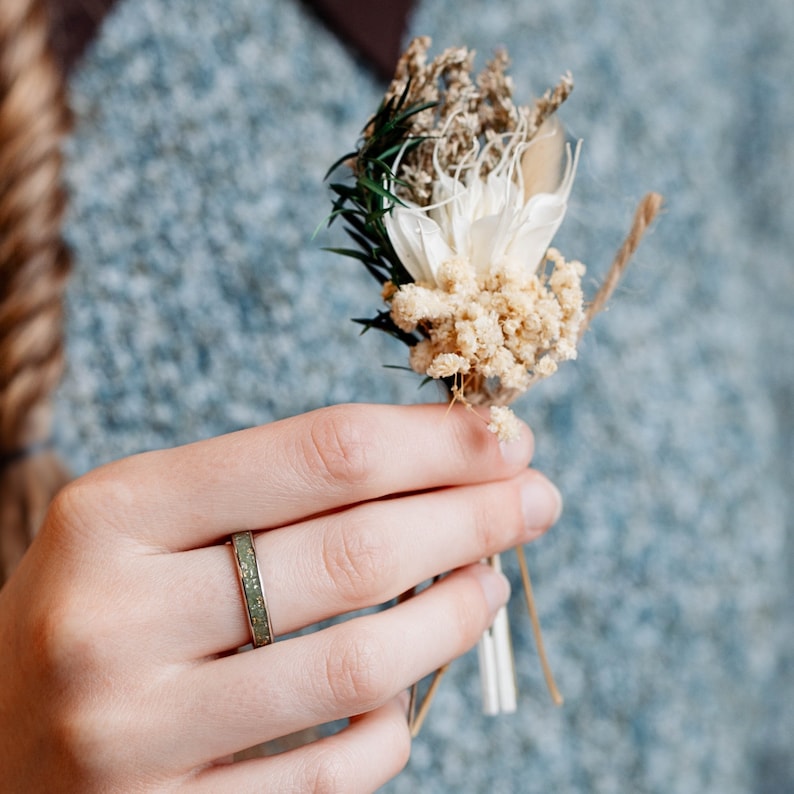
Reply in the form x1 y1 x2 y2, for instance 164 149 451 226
580 192 664 335
409 664 450 738
515 545 564 706
0 0 72 586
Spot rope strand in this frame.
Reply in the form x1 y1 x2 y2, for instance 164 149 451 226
0 0 72 586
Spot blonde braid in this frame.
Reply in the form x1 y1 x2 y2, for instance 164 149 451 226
0 0 72 586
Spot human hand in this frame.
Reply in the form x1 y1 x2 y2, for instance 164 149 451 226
0 403 561 792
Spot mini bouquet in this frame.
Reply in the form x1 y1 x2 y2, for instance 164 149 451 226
324 36 661 731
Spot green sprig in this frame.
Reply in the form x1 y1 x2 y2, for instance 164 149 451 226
324 84 438 347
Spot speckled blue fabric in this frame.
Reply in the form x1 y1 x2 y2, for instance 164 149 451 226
56 1 793 792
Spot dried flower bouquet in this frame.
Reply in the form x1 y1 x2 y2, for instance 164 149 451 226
325 36 662 731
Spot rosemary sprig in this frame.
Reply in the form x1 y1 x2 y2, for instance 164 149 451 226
325 83 438 343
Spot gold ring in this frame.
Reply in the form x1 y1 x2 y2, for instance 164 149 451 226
231 530 274 647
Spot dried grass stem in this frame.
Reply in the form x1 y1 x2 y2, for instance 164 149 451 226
581 192 664 334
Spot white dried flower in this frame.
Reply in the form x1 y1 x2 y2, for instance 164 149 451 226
382 112 586 418
384 116 581 288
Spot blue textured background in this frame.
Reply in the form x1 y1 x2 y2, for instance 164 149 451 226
56 1 793 791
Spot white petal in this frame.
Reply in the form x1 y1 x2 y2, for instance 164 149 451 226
469 214 503 276
503 195 567 271
480 171 511 217
384 206 453 285
432 172 459 203
428 176 481 259
505 140 582 271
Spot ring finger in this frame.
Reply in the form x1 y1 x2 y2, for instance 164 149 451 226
155 467 560 660
172 564 509 768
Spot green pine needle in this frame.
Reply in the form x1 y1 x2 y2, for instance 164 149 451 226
324 85 440 350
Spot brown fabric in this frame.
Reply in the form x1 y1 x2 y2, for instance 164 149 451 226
303 0 415 79
46 0 413 78
45 0 119 74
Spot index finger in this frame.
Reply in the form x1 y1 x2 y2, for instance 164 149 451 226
61 403 534 550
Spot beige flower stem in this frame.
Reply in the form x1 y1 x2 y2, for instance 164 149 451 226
476 554 517 715
407 681 418 732
492 608 517 713
477 610 500 715
515 544 564 706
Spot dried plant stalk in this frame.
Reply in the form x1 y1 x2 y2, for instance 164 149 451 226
580 192 664 334
516 545 563 706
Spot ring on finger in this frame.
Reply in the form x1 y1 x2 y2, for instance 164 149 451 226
231 530 274 647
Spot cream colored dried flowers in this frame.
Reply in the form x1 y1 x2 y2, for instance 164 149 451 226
376 39 584 439
329 38 661 442
487 405 523 444
390 246 586 439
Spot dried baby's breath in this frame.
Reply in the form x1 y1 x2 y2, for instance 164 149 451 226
488 405 522 443
391 249 585 408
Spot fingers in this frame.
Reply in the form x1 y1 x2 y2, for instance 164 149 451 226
156 468 561 660
13 404 555 791
187 695 411 794
51 403 534 550
170 564 509 767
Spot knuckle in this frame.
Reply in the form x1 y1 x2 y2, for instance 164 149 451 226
307 748 355 794
472 481 525 552
324 629 386 710
30 632 125 782
449 583 489 652
45 716 92 784
49 466 135 537
447 408 494 465
470 492 501 553
47 478 95 536
50 704 102 769
50 703 141 786
33 598 107 690
304 406 375 489
321 511 394 605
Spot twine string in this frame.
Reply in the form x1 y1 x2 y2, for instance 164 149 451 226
581 192 664 335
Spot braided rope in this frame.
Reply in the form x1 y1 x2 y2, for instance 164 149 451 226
0 0 71 585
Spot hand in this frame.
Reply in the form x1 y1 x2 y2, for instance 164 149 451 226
0 403 561 792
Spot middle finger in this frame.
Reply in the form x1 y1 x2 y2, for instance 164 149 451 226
150 467 560 660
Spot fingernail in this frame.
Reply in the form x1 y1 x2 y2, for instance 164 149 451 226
521 476 563 534
498 424 532 467
473 565 511 613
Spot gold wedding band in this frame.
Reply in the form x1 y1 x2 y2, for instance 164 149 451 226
231 530 274 648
